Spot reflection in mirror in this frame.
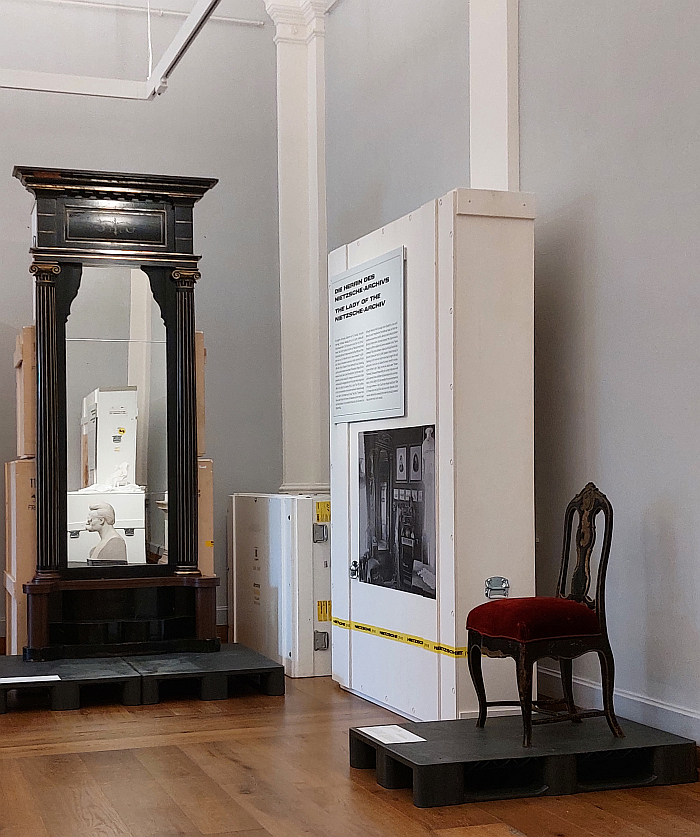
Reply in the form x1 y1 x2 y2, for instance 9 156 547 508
65 267 167 568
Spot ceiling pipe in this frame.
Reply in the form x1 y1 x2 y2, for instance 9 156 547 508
29 0 266 28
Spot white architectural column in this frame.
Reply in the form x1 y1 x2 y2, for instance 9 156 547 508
265 0 329 493
469 0 520 190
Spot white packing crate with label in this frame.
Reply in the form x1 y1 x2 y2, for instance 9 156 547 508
81 387 138 487
228 493 331 677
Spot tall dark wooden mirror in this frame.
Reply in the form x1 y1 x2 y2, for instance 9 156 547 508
14 167 219 661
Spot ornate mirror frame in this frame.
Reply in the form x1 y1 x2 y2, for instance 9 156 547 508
14 167 219 660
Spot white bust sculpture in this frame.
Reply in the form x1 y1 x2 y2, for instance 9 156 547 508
86 502 127 563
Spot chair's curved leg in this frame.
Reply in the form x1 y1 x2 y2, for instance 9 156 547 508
597 646 624 738
467 633 488 728
468 637 488 728
516 648 534 747
559 658 582 723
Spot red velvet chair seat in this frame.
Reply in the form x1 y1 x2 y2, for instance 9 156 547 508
466 596 600 643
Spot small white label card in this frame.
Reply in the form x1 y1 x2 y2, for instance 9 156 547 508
356 725 426 745
0 675 61 684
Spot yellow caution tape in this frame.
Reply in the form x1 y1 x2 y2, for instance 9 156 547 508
331 616 467 658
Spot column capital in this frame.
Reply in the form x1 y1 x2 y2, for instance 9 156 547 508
171 268 201 284
30 261 61 280
265 0 327 44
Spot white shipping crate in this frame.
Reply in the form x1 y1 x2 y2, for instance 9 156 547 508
329 189 536 721
81 387 138 487
228 493 331 677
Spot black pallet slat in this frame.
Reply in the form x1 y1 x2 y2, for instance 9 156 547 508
122 643 285 704
349 715 697 808
26 637 220 661
0 656 141 712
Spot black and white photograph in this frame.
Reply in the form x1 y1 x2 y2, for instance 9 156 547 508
395 447 407 482
358 425 436 598
409 445 422 481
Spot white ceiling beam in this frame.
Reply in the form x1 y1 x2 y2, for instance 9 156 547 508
145 0 222 97
0 68 148 99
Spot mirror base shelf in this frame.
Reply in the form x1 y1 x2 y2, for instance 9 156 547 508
23 574 219 661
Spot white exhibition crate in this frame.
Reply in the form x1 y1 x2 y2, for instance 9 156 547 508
329 189 536 721
81 387 138 487
228 493 331 678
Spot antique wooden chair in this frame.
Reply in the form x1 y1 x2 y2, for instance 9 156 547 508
466 482 625 747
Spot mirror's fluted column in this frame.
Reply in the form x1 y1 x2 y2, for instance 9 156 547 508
171 268 200 574
30 261 62 577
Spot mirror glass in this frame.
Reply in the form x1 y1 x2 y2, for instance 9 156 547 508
65 267 167 567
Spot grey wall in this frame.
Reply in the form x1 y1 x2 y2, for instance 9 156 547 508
520 1 700 737
0 0 282 626
325 0 469 251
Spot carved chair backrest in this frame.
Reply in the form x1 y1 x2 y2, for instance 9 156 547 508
556 482 613 633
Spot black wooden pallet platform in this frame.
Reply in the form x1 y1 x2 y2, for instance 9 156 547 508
125 644 285 704
0 656 141 711
0 643 284 711
350 715 697 807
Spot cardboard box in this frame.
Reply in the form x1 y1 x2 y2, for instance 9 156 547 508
4 459 36 655
196 330 206 457
198 458 214 576
4 576 26 657
14 326 36 459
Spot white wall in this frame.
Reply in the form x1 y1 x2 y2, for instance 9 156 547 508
521 0 700 739
325 0 470 251
0 0 282 627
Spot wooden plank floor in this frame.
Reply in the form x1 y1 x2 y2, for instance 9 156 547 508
0 676 698 837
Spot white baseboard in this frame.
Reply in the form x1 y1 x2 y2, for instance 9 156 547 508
339 685 422 721
338 686 523 722
539 665 700 743
459 706 522 720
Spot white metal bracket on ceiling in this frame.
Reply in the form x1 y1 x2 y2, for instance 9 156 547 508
0 0 225 100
